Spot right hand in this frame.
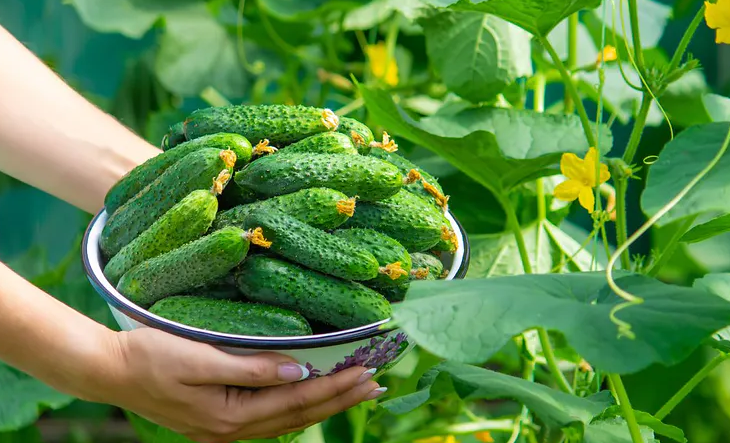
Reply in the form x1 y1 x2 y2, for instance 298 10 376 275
92 328 385 443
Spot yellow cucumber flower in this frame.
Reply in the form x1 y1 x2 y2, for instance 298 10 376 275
474 431 495 442
596 45 617 64
414 436 458 443
553 147 611 212
365 41 399 86
705 0 730 44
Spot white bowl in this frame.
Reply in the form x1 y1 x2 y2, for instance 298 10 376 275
81 209 470 378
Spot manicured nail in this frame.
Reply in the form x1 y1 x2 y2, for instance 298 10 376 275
358 368 377 384
278 363 309 382
365 387 388 400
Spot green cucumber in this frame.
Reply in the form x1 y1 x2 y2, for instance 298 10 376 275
332 228 411 287
193 277 242 300
432 214 459 253
410 252 445 280
242 209 379 281
149 296 312 336
214 187 354 231
369 149 448 209
344 189 443 252
379 283 409 303
105 134 251 215
103 189 219 285
184 104 340 145
116 226 252 307
161 122 186 150
337 117 374 155
277 132 357 156
218 181 259 210
235 153 404 202
100 148 236 258
235 255 392 330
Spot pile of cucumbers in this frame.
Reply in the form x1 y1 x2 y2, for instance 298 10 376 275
99 104 457 337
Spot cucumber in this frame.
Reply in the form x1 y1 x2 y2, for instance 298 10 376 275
100 148 236 258
242 209 379 281
337 117 374 155
193 277 242 300
214 187 354 231
344 189 444 252
105 134 252 215
432 220 459 253
379 283 409 303
161 122 186 150
332 228 411 287
183 104 340 145
277 132 358 156
235 153 404 202
218 181 259 210
103 188 220 285
235 255 392 330
116 226 257 307
369 149 449 210
149 296 312 336
410 252 445 280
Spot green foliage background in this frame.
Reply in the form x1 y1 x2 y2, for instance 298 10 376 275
2 0 730 442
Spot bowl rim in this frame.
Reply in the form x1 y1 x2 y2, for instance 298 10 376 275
82 207 470 349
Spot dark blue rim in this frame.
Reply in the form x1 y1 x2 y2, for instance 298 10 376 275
82 210 470 349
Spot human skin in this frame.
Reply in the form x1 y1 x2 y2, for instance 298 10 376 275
0 25 385 443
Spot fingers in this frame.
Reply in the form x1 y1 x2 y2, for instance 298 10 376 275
182 349 310 387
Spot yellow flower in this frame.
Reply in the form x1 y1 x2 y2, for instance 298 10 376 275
474 431 495 442
414 436 458 443
365 42 399 86
553 147 611 212
596 45 617 64
705 0 730 44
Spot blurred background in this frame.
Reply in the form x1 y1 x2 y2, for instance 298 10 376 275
1 0 730 441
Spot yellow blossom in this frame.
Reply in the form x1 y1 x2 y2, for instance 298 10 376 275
553 147 611 213
474 431 495 442
365 42 399 86
596 45 617 64
705 0 730 44
414 436 458 443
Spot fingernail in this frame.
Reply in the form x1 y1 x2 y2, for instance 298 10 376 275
365 387 388 400
278 363 309 382
358 368 377 384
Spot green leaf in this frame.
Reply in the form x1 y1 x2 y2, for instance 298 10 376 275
703 93 730 122
591 406 687 442
154 4 247 97
359 85 612 194
0 364 74 432
589 0 672 49
583 418 657 443
681 213 730 243
392 272 730 373
0 425 43 443
420 10 532 103
68 0 168 38
258 0 363 21
444 0 603 36
641 122 730 226
381 361 615 428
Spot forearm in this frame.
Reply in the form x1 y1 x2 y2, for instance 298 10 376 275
0 26 159 214
0 262 119 401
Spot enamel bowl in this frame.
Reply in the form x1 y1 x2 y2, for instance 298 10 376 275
81 209 470 379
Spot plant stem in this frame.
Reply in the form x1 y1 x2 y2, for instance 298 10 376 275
499 194 533 274
646 216 697 277
538 328 573 394
627 0 645 73
349 403 368 443
538 35 597 147
614 179 630 270
667 3 706 73
655 353 730 420
565 13 578 114
383 14 400 85
622 94 653 164
608 374 643 443
534 74 547 223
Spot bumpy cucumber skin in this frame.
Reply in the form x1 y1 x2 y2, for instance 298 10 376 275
184 105 336 145
379 283 409 303
162 122 186 150
235 255 392 330
332 228 411 287
278 132 357 156
235 153 403 202
242 209 379 281
344 189 443 252
432 212 458 253
369 149 446 206
104 190 218 286
105 134 251 215
100 148 233 258
149 296 312 336
410 252 444 280
338 118 374 155
214 187 351 231
117 227 250 307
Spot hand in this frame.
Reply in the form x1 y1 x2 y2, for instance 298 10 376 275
98 328 384 443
